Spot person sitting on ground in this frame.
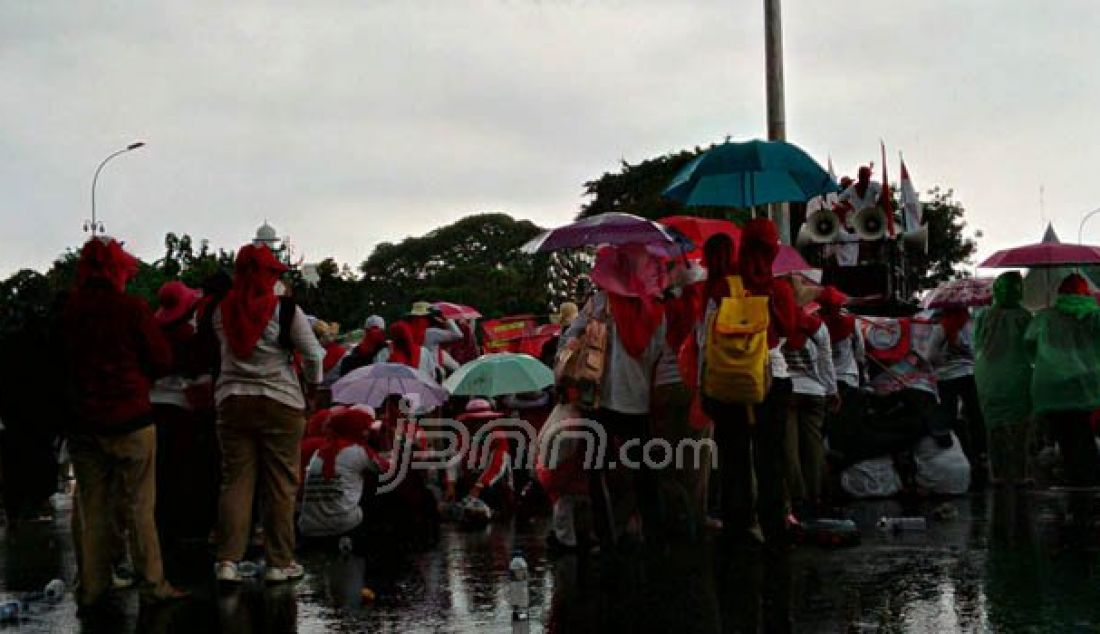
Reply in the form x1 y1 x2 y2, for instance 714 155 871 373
298 407 390 548
446 399 514 516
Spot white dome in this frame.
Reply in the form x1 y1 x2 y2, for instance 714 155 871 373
254 222 279 245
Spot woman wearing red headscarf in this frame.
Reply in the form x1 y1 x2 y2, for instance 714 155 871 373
562 243 668 547
298 407 389 546
782 285 839 516
211 244 325 584
1025 273 1100 485
61 238 188 610
700 219 798 548
928 304 988 489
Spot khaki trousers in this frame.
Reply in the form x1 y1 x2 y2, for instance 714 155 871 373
785 393 826 505
69 425 169 605
215 395 305 567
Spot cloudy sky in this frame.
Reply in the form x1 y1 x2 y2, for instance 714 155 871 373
3 0 1099 275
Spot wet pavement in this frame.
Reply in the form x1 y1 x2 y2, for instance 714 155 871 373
3 490 1100 632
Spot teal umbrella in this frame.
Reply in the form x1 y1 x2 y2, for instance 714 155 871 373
663 139 838 208
443 353 554 397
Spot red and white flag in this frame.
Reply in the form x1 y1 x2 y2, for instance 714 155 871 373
879 141 896 236
899 156 923 230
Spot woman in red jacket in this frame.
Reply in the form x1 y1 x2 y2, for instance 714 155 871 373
62 237 188 611
700 220 799 550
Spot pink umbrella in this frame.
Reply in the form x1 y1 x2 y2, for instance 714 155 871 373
772 245 817 276
922 277 994 309
979 242 1100 268
433 301 482 320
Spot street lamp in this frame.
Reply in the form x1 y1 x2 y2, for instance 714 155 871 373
87 141 146 236
1078 207 1100 244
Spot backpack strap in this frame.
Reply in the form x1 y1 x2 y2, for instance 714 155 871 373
725 275 747 298
277 296 298 351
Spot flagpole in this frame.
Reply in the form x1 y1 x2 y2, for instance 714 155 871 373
899 151 908 233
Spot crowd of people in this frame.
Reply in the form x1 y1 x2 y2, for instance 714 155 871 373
13 218 1100 616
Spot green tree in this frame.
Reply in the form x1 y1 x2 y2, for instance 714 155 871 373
579 146 750 222
358 213 548 322
902 187 977 292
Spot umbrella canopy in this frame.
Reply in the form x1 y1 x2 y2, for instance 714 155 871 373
922 277 995 309
433 301 482 320
772 245 817 276
657 215 741 260
331 362 448 409
443 352 554 398
521 212 683 254
663 139 839 208
980 242 1100 268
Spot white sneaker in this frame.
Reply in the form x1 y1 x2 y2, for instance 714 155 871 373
215 561 242 583
263 562 304 584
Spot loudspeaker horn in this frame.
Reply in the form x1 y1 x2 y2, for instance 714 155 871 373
804 208 841 243
854 206 888 241
901 224 929 254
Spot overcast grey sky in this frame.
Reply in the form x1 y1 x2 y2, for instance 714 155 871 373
2 0 1098 274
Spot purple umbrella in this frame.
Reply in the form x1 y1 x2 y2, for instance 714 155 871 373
331 362 448 409
521 212 686 253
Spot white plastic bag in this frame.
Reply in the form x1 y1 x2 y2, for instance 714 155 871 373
913 432 971 495
840 456 903 499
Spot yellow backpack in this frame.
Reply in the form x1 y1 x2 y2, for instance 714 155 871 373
703 275 770 405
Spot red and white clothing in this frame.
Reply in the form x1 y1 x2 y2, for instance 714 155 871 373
299 444 390 537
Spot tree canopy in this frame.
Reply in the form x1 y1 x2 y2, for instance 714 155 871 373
356 213 548 323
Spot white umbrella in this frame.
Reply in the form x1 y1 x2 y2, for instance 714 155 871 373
331 363 448 409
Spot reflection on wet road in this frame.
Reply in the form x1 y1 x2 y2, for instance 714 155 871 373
4 490 1100 632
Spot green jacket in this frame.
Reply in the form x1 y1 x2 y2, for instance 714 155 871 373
1024 305 1100 414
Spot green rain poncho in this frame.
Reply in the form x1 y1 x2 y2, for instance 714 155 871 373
1023 276 1100 414
974 272 1032 426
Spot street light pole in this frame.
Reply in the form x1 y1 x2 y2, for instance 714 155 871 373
88 141 146 236
1078 208 1100 244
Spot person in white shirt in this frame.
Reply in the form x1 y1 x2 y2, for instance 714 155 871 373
782 314 839 515
212 244 325 585
836 166 882 217
298 407 389 543
816 286 864 395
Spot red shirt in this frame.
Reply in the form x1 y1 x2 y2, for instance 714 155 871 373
62 282 172 431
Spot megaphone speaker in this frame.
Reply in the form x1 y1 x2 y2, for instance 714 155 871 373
901 224 929 254
854 207 888 241
805 208 840 242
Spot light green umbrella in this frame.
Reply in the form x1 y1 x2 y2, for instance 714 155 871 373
443 353 554 397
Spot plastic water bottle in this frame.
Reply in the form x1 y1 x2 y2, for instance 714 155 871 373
877 516 928 532
801 518 861 547
338 536 354 555
508 550 529 621
44 579 65 603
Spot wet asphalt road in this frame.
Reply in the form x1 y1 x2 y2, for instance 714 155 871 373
3 489 1100 632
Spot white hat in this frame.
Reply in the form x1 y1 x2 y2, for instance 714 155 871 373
364 315 385 330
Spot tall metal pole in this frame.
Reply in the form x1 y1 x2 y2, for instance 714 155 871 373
764 0 791 243
88 141 146 236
